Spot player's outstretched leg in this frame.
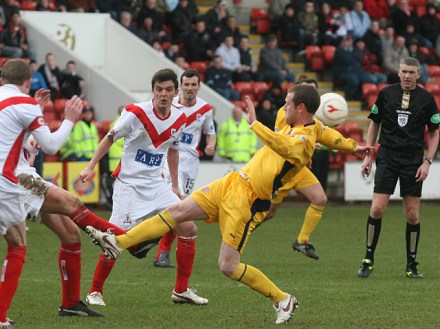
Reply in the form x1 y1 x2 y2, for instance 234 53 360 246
292 240 319 260
273 294 299 325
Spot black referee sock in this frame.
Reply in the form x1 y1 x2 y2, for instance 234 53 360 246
365 216 382 263
406 222 420 267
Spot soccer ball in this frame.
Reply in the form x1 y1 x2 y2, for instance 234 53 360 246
315 93 348 127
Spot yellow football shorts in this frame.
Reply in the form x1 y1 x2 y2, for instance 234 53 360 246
190 172 270 253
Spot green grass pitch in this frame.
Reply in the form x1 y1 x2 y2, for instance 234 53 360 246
3 203 440 328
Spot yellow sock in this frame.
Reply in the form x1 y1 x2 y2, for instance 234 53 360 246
230 263 287 303
297 204 325 243
116 209 177 249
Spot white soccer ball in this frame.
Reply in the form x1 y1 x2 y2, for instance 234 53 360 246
315 92 348 127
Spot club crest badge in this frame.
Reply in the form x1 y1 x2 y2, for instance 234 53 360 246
397 114 408 127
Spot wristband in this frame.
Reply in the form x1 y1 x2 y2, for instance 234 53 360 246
424 157 433 165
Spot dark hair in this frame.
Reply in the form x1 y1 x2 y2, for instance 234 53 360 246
180 69 200 84
287 84 321 114
67 60 76 66
298 78 319 88
151 68 178 90
2 59 32 85
29 59 37 65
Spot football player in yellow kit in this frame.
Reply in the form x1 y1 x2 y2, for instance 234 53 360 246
86 84 372 325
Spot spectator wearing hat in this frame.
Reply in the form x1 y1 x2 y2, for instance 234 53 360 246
258 34 295 84
60 60 85 99
60 105 99 161
204 0 229 45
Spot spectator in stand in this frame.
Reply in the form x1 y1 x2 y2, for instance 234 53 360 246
60 60 85 99
185 19 214 62
39 52 62 101
383 35 409 84
380 25 395 51
215 34 244 82
137 17 159 44
391 0 417 36
137 0 167 38
60 106 99 161
151 39 166 57
174 54 190 70
279 4 304 51
333 36 375 100
238 35 262 82
318 2 343 46
222 15 242 47
418 4 440 48
0 16 22 59
170 0 196 41
65 0 97 12
297 1 320 46
204 0 229 45
2 0 20 26
363 0 390 26
333 4 353 39
37 0 57 11
258 34 295 84
4 11 35 59
119 11 139 36
256 98 278 130
364 20 384 65
217 106 257 163
261 83 285 110
205 55 240 101
353 38 387 84
164 42 180 62
29 60 48 97
350 0 371 40
268 0 290 23
402 23 432 50
96 0 118 19
407 40 435 84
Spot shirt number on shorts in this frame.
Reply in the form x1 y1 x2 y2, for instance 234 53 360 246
184 178 195 195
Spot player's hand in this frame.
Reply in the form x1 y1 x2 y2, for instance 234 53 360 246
80 167 94 183
244 96 256 125
172 186 184 200
415 162 430 182
205 144 215 156
34 88 51 108
355 145 374 158
361 155 373 178
64 95 83 123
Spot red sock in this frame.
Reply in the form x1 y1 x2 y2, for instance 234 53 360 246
155 231 177 260
174 236 196 293
0 246 26 322
89 252 116 294
69 206 125 235
59 243 81 308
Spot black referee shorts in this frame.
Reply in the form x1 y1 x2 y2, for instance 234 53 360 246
373 147 424 197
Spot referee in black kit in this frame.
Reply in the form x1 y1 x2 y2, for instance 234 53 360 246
357 57 440 279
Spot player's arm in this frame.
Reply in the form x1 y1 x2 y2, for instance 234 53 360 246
205 133 216 156
416 128 439 182
32 96 83 154
80 135 114 182
315 122 359 153
167 148 182 198
360 120 380 177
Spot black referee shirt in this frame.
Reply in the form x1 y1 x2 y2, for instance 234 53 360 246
368 84 440 152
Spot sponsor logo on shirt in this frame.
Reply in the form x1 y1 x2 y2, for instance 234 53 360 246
135 149 163 167
397 114 408 127
180 132 193 144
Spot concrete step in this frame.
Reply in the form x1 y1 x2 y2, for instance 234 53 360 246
239 24 250 34
249 43 264 50
198 5 210 14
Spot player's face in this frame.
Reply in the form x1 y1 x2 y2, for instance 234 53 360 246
284 92 298 125
398 64 421 90
153 80 178 113
180 76 200 104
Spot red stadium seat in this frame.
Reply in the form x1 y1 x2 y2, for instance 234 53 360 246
377 83 390 92
434 95 440 110
280 81 295 93
425 83 440 95
234 82 253 95
0 57 11 67
190 61 209 74
21 1 37 10
310 56 325 72
321 45 336 66
54 99 68 113
362 83 379 109
253 82 270 100
255 19 271 34
305 45 322 63
250 8 270 21
427 65 440 77
43 100 54 111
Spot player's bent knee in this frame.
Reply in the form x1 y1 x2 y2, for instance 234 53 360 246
175 221 198 237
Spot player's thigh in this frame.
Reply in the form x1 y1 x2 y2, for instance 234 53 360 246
373 158 398 195
0 186 26 236
3 221 27 246
399 167 422 197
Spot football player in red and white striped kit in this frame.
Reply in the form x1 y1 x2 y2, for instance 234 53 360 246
82 68 208 307
155 69 216 268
